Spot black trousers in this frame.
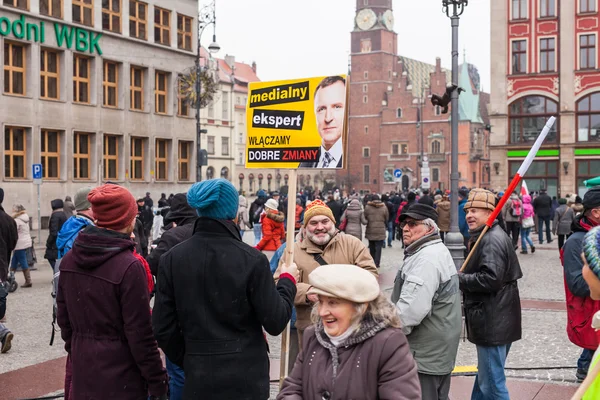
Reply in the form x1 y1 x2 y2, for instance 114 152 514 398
368 240 384 268
506 221 520 248
558 234 566 250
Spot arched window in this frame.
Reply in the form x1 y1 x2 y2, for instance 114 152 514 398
258 173 263 190
431 140 441 154
220 167 229 180
248 173 254 193
509 96 558 143
396 108 402 118
577 93 600 142
206 166 214 180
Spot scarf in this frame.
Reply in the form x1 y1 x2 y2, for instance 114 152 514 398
314 314 388 383
580 216 599 232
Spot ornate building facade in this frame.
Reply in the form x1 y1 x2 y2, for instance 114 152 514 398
341 0 491 195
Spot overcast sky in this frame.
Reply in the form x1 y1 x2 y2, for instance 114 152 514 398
208 0 491 90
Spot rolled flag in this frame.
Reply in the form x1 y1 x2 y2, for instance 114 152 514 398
520 180 529 197
484 116 556 228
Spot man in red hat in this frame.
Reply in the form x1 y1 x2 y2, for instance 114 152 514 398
57 184 167 400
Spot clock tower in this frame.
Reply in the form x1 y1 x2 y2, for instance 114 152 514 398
345 0 399 193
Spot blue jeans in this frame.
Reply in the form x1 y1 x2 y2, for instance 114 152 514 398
538 215 552 243
387 221 394 246
578 348 594 372
520 227 534 250
10 249 29 270
253 223 262 246
471 343 512 400
165 356 185 400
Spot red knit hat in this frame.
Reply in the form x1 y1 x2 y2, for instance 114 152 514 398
88 184 138 231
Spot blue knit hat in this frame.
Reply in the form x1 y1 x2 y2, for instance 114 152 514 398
187 179 239 220
257 190 267 198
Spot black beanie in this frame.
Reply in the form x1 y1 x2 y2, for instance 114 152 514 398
583 187 600 211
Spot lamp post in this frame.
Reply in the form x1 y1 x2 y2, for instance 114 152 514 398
195 1 220 182
442 0 468 269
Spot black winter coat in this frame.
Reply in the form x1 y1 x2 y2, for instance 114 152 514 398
134 218 148 257
0 205 17 282
249 198 266 227
459 222 523 346
533 193 553 217
152 217 296 400
45 207 67 261
326 200 343 228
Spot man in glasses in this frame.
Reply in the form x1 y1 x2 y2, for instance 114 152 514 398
391 203 461 400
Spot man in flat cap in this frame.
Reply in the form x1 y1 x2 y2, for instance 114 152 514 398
392 203 461 400
461 189 522 400
563 186 600 382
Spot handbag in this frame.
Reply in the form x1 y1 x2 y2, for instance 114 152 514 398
522 216 534 228
339 218 348 232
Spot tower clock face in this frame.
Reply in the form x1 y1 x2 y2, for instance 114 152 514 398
356 8 377 31
382 10 394 31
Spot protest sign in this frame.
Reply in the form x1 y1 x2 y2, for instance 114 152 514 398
246 75 348 169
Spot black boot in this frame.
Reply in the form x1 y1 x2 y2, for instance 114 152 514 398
531 246 535 253
520 249 528 254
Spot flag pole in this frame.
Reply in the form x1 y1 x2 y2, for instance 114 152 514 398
460 116 556 273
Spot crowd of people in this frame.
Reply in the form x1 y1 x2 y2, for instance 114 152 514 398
1 181 600 399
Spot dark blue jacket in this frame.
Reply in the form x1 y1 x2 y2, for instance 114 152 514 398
458 198 469 239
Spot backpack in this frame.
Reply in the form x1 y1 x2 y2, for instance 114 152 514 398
252 204 264 223
510 199 522 217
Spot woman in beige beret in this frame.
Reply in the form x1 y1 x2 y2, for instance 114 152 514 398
278 264 421 400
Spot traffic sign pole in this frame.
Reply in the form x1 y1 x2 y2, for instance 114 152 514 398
33 164 42 243
37 184 41 244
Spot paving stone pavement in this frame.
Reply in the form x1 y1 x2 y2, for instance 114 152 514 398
0 228 584 399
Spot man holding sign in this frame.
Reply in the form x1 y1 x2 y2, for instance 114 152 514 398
299 76 346 168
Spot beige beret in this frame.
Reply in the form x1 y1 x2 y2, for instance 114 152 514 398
307 264 379 303
463 188 496 211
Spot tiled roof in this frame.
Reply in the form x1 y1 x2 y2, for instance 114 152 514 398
399 56 451 97
200 47 261 93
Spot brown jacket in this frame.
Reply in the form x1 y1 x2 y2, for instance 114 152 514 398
274 232 377 330
277 324 421 400
436 200 451 232
364 200 389 241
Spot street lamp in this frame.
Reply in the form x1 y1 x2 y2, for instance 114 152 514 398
442 0 468 269
196 1 220 182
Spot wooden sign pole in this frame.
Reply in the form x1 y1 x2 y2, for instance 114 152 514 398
279 169 297 389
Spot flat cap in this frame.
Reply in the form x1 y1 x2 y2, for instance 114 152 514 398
399 203 438 223
307 264 379 303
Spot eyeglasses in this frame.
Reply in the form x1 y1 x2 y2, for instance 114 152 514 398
400 220 425 229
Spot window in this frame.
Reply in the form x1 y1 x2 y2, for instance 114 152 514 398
72 0 93 26
576 92 600 141
4 42 26 96
401 144 408 154
206 166 215 180
130 137 144 180
73 55 90 104
178 141 191 181
363 147 370 157
4 127 26 179
363 84 367 93
3 0 28 10
222 137 229 156
510 96 558 143
155 139 168 181
361 39 371 53
510 160 558 197
41 130 60 179
221 167 229 180
540 0 555 17
40 49 60 100
396 108 402 118
155 71 167 114
40 0 62 18
363 96 368 103
512 0 527 19
392 144 399 155
103 61 118 107
432 168 439 182
578 160 600 195
431 140 441 153
103 134 118 180
102 0 121 33
238 152 244 165
177 76 189 116
73 132 90 179
364 71 368 79
222 95 229 120
540 38 556 72
364 126 368 134
580 34 596 70
581 0 596 13
177 14 192 51
434 105 442 116
129 0 147 40
363 165 370 183
238 132 244 143
207 136 215 154
208 101 214 118
512 40 527 74
130 66 144 110
154 7 171 46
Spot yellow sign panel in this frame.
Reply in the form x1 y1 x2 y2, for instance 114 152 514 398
245 75 348 169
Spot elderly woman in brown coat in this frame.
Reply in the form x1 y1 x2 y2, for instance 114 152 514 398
340 198 367 240
278 264 421 400
364 195 389 268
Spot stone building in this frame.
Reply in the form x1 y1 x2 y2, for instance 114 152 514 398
341 0 491 195
0 0 201 226
489 0 600 197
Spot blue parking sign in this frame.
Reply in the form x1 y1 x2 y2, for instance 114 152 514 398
32 164 42 180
